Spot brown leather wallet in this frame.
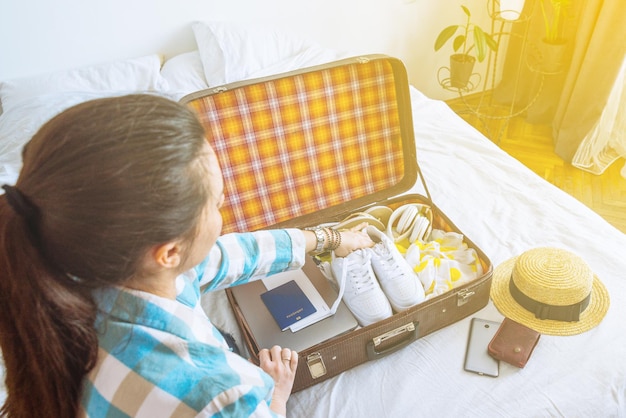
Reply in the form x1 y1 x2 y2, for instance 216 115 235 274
488 318 541 368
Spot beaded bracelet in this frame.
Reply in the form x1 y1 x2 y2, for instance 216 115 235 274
321 227 332 251
327 228 342 251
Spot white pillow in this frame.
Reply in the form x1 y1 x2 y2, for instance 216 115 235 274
0 55 167 113
0 90 176 187
191 22 227 87
241 47 348 81
160 51 209 98
192 21 349 86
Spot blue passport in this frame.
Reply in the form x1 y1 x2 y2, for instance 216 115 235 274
260 280 317 331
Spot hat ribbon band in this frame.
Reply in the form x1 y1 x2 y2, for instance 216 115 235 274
509 277 591 322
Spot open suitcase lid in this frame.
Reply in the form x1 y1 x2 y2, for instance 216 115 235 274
181 55 431 234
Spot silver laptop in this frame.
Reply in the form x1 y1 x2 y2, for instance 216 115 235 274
230 258 358 353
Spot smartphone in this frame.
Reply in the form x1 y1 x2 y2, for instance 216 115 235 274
464 317 501 377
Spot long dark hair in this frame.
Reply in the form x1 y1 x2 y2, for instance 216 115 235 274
0 94 209 417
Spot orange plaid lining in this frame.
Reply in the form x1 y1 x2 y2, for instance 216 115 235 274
187 59 405 233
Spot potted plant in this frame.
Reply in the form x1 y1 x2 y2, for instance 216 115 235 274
434 5 498 88
539 0 571 73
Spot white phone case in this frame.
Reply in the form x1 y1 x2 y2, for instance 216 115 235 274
464 317 501 377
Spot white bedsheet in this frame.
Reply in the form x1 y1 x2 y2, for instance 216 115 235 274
205 86 626 417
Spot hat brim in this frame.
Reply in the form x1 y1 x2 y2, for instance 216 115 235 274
490 256 610 336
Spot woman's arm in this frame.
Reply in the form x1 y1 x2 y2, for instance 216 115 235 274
196 229 305 291
197 223 373 291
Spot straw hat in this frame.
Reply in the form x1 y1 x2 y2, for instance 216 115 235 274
490 247 609 336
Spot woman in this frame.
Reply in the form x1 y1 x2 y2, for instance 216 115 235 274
0 94 372 417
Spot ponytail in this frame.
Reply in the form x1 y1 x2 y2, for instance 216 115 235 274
0 201 98 417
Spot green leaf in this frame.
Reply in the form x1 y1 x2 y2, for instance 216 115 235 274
484 32 498 52
461 5 470 17
453 35 466 52
474 26 487 62
434 25 459 51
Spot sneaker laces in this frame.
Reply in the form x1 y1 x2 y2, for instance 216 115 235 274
330 250 376 314
374 243 410 281
345 252 378 295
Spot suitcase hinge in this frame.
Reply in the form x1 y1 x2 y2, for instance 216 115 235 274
306 352 327 379
457 289 476 306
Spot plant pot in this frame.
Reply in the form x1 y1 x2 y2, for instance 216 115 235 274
498 0 525 20
450 54 476 88
539 39 568 74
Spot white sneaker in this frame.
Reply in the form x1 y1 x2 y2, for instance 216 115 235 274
331 248 393 327
367 226 425 311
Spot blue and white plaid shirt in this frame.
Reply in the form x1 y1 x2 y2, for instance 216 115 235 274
80 229 305 418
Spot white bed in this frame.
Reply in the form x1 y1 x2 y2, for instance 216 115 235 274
2 19 626 418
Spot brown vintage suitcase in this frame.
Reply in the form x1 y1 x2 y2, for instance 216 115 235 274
181 55 492 392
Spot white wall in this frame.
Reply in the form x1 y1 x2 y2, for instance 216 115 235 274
0 0 494 101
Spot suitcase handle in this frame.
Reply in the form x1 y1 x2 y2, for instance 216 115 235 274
366 321 419 360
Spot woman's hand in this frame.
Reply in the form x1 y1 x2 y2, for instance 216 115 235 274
334 222 374 257
258 345 298 416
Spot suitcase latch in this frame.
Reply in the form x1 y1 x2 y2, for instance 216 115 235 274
306 352 327 379
457 289 476 306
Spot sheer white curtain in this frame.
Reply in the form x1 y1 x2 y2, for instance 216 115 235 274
572 54 626 178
